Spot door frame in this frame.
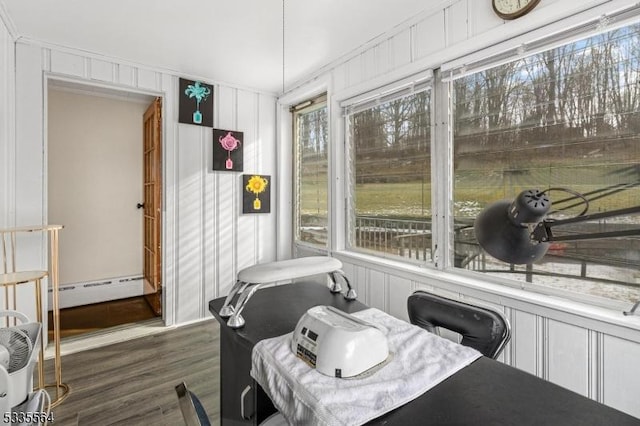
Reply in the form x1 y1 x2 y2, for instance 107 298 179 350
143 97 163 315
44 74 168 324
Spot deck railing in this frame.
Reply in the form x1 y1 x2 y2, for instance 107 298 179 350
300 215 638 286
353 216 483 266
354 216 433 261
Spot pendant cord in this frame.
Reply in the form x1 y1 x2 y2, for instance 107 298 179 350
282 0 285 93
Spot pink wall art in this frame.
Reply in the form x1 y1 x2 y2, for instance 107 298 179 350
213 128 244 171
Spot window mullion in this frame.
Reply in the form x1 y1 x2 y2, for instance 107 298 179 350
432 69 453 270
293 95 329 249
329 96 345 252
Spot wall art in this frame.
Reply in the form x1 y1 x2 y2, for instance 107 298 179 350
179 78 214 126
243 174 270 214
213 128 244 171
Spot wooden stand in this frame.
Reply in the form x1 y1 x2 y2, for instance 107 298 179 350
0 225 69 407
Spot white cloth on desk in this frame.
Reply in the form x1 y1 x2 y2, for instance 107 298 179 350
251 307 482 426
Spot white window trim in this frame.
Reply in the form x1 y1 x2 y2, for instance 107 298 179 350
328 5 640 315
339 70 435 261
280 5 640 317
432 70 452 270
339 70 433 112
335 58 640 314
278 76 333 259
331 249 640 338
332 70 435 256
439 7 640 314
442 0 640 81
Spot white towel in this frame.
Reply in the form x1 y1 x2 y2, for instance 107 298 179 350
251 308 481 426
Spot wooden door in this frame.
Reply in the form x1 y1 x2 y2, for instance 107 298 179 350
143 98 162 315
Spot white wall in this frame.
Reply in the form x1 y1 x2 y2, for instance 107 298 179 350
0 8 14 229
283 0 640 418
4 39 277 326
48 89 146 287
0 6 42 322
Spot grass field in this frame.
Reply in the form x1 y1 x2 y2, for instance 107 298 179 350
299 169 639 304
300 174 640 219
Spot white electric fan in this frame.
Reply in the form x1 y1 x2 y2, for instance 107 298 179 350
0 310 42 416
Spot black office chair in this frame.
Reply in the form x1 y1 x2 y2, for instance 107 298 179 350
407 291 511 359
175 381 287 426
175 382 211 426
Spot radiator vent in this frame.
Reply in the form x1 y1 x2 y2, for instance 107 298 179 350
48 275 144 309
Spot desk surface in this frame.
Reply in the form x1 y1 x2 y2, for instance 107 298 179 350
209 282 640 425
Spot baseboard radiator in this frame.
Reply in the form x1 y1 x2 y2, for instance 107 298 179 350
47 275 144 310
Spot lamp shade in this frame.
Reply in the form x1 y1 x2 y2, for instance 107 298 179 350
474 190 551 265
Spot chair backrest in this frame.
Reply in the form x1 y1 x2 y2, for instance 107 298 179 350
407 291 511 359
175 382 211 426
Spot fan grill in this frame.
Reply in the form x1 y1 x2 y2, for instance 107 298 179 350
0 327 32 373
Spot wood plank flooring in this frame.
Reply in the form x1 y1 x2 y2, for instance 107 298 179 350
45 319 220 426
48 297 158 340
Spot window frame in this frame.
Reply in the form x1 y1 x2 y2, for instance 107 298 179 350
341 72 436 265
292 93 330 250
331 8 640 312
440 13 640 310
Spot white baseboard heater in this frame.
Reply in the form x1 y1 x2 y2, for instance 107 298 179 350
47 275 145 310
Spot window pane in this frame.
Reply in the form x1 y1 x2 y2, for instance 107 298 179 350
349 90 432 261
294 99 328 246
453 24 640 304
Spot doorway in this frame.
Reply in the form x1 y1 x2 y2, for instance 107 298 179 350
47 79 163 340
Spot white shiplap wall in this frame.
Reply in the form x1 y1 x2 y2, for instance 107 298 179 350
0 12 50 327
3 36 277 326
286 0 640 418
0 12 14 227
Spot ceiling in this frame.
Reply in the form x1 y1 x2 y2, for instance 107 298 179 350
1 0 439 94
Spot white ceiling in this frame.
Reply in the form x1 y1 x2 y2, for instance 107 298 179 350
1 0 439 94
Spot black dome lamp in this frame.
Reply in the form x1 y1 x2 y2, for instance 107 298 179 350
474 187 640 316
474 189 551 265
475 188 640 264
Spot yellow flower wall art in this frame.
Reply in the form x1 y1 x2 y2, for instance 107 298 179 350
243 174 271 214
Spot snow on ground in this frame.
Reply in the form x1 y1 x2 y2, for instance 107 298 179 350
477 258 640 303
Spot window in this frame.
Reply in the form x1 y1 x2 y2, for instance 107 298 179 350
293 95 328 247
346 86 432 261
452 23 640 304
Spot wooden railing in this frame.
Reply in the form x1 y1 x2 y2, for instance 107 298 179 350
355 216 640 286
354 216 433 261
353 216 483 266
301 216 638 287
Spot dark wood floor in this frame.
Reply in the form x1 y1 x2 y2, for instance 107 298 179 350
48 297 158 340
45 319 220 426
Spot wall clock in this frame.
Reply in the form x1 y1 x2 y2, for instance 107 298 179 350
492 0 541 20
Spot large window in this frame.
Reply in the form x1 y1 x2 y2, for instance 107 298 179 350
452 23 640 304
294 95 328 247
347 88 432 261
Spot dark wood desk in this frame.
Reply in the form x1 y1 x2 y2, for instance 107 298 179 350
209 282 640 426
